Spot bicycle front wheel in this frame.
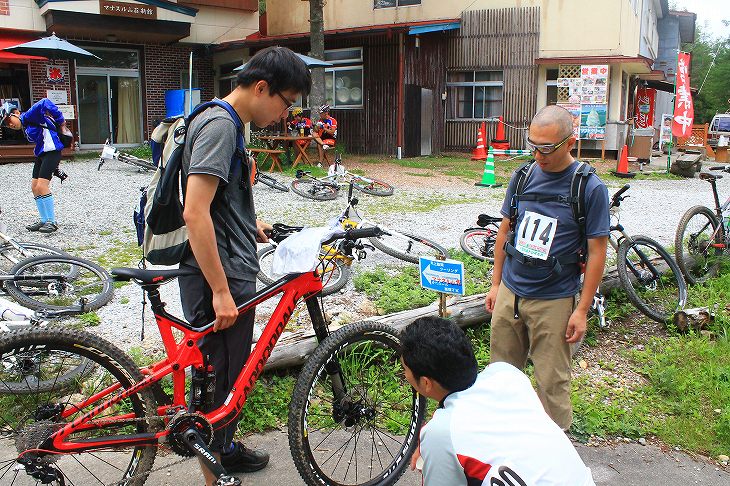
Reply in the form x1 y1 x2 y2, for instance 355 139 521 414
674 205 724 285
257 172 290 192
0 328 157 486
257 245 351 296
5 255 114 311
351 176 394 196
460 228 497 262
0 242 69 273
370 229 446 264
617 236 687 323
288 322 426 486
291 179 339 201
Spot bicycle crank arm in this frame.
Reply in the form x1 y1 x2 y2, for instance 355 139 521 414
180 427 240 485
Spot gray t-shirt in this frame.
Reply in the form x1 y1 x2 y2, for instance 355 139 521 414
181 103 259 281
499 161 610 299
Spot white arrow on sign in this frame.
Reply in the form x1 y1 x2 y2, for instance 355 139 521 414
422 265 461 286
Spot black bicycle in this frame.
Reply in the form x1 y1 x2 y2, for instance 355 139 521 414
460 214 502 262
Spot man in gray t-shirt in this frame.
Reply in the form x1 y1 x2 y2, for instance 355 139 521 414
484 105 609 431
177 47 311 486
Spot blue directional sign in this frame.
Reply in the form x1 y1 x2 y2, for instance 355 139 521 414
419 257 465 295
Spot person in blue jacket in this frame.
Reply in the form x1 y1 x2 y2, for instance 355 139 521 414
1 98 70 233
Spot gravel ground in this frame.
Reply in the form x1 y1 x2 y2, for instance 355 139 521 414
1 155 728 351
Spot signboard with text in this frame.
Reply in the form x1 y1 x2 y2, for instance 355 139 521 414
57 105 76 120
99 1 157 19
672 52 694 138
419 257 465 296
46 90 68 105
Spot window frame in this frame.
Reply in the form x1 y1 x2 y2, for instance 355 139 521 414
323 48 364 110
446 70 504 120
374 0 421 9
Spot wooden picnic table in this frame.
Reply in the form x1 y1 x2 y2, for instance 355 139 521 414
257 134 315 168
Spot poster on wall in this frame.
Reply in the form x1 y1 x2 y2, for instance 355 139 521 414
56 105 75 120
46 90 68 105
659 113 673 151
46 65 66 83
557 103 581 137
580 104 607 140
635 87 656 129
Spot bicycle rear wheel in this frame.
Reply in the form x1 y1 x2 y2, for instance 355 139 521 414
291 179 339 201
257 172 290 192
0 242 69 273
617 236 687 323
0 328 157 486
369 229 446 264
257 245 351 296
351 176 394 196
289 322 425 486
5 255 114 311
674 205 724 285
460 228 497 262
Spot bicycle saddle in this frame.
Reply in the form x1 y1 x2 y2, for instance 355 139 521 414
699 172 722 181
477 214 503 227
111 267 199 285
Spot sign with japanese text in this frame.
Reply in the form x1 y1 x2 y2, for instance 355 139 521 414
634 87 656 129
99 1 157 19
672 52 694 138
46 65 66 83
57 104 76 120
46 90 68 105
419 257 465 296
659 113 673 151
557 103 581 137
577 65 609 140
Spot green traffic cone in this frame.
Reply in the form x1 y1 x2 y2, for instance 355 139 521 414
475 146 502 188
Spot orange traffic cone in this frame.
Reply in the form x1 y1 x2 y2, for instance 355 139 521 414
491 116 510 151
610 145 636 178
471 122 487 161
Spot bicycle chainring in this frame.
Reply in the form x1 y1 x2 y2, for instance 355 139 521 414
166 412 213 457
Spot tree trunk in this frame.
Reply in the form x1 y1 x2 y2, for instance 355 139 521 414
308 0 325 124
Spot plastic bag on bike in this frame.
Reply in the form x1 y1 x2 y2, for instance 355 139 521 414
272 226 341 277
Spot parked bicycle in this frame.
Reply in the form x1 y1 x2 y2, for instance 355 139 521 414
599 184 687 324
291 153 394 200
0 208 69 272
97 139 156 172
0 226 424 486
674 165 730 285
460 213 502 262
1 254 113 311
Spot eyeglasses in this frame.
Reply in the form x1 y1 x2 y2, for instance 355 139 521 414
275 91 293 111
525 133 573 155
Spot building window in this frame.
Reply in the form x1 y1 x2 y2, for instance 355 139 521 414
546 68 558 105
324 48 363 109
446 71 503 119
374 0 421 8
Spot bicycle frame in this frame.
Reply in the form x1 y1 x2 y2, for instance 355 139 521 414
40 271 330 455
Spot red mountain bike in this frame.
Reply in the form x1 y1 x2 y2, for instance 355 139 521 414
0 227 425 486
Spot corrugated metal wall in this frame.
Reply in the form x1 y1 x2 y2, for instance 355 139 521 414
446 7 540 151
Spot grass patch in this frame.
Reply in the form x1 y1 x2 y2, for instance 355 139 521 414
360 194 483 216
95 240 142 269
77 311 101 327
237 374 296 432
404 171 433 177
120 296 130 304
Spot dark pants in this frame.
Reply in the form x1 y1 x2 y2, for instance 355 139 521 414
32 150 61 180
178 266 256 452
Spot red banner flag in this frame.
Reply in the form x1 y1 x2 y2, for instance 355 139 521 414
672 52 694 138
635 87 656 129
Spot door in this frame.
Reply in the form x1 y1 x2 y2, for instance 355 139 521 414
403 84 421 157
77 75 110 145
420 88 433 156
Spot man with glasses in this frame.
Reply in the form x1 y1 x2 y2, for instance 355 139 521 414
484 105 609 431
178 46 310 485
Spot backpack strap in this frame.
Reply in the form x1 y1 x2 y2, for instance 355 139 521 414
508 160 536 233
570 161 596 248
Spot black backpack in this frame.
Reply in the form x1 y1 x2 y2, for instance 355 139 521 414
504 160 596 274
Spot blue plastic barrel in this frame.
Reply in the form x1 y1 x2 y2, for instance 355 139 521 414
165 89 201 117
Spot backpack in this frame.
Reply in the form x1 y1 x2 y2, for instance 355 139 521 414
134 99 246 266
504 160 595 274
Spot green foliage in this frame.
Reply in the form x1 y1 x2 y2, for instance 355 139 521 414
237 374 296 432
686 26 730 123
125 144 153 160
78 311 101 327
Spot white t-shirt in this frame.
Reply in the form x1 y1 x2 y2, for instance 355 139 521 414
419 362 595 486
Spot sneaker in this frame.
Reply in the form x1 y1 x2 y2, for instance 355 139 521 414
220 442 269 473
38 222 58 234
26 221 45 231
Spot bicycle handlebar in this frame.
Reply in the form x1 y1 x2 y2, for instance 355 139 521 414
33 299 87 320
710 165 730 171
611 184 631 207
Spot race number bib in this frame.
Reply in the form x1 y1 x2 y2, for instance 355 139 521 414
515 210 557 260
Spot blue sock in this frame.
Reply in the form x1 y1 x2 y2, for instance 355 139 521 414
223 442 236 454
41 194 56 224
34 195 47 223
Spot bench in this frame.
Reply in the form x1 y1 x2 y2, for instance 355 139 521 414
248 148 285 172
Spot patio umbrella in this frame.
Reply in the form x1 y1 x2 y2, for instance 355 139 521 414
2 33 100 61
234 52 332 71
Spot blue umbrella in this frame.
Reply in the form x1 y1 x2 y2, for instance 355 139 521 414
3 33 100 61
234 52 332 71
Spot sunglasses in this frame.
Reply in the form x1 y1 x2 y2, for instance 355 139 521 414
525 133 573 155
275 91 293 110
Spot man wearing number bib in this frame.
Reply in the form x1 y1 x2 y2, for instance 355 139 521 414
485 105 610 431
